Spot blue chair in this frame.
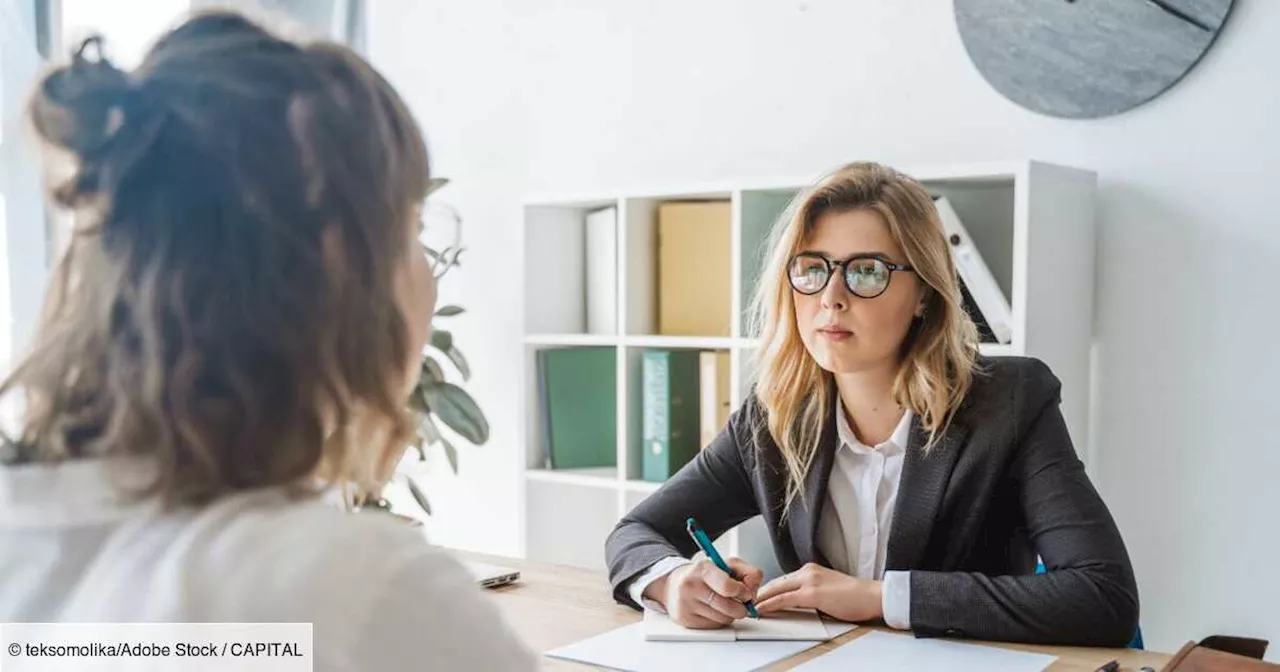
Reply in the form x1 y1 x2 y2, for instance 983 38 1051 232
1035 561 1143 648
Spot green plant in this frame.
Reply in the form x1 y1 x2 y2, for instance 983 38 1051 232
353 178 487 517
402 303 489 515
401 178 488 516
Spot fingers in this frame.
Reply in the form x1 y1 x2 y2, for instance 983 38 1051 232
693 596 738 626
703 589 749 620
689 565 748 620
667 562 750 627
756 587 812 614
756 571 805 604
727 557 764 593
701 563 751 602
671 588 738 628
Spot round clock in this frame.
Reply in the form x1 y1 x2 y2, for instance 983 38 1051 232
955 0 1235 119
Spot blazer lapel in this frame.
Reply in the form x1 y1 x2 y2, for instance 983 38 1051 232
885 417 969 571
786 403 839 566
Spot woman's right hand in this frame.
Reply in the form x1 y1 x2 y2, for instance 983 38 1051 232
643 558 764 629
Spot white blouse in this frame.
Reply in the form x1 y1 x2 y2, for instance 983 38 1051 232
629 408 914 629
816 407 913 629
0 459 536 671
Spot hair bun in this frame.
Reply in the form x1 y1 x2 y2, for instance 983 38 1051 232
29 35 132 157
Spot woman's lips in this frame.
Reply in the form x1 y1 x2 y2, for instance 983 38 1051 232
817 327 852 341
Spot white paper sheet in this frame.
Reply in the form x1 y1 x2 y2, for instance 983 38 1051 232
790 630 1057 672
546 620 858 672
643 608 832 642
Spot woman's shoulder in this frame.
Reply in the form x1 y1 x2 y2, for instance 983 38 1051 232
180 491 535 668
188 491 464 601
962 355 1063 422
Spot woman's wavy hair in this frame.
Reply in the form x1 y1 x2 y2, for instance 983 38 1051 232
0 10 430 505
748 162 979 510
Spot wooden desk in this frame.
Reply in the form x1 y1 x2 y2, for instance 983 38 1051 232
464 553 1173 672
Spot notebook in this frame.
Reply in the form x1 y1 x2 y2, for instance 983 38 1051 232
643 608 837 642
546 618 858 672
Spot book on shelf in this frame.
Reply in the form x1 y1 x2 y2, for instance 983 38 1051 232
641 350 701 482
657 201 732 336
537 347 617 470
932 196 1013 344
699 351 731 446
584 206 618 335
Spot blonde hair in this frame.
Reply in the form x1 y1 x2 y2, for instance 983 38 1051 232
0 12 428 506
748 162 979 510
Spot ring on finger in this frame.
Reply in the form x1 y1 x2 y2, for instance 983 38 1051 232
701 589 716 606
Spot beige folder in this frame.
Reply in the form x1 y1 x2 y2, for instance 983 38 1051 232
657 201 732 336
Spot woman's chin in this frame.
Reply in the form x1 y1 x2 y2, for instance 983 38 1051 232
812 344 894 375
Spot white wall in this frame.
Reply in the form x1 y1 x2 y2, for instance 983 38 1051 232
369 0 1280 656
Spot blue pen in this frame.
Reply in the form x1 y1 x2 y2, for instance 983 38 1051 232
685 516 760 619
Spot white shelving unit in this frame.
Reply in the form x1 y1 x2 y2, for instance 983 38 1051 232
520 160 1097 572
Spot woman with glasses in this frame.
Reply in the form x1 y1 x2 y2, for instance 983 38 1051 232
0 11 533 671
605 162 1138 646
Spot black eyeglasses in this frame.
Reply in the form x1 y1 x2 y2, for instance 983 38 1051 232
787 252 914 299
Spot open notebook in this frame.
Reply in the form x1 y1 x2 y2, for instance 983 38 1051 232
643 608 836 642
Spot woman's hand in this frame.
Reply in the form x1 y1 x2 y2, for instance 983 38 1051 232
643 558 764 629
755 563 884 623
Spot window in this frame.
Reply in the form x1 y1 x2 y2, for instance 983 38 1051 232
60 0 191 67
1 0 46 383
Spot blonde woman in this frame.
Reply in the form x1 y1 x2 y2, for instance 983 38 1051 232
605 162 1138 646
0 12 533 671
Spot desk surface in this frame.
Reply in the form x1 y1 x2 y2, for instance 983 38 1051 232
464 553 1172 672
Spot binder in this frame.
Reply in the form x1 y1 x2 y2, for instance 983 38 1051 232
538 347 617 470
933 196 1013 344
657 202 732 336
641 350 701 482
699 351 731 446
584 207 618 334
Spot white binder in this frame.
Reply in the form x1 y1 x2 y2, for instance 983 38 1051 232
584 206 618 334
933 197 1013 344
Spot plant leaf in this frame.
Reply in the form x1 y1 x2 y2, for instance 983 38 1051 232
440 435 458 474
421 356 445 384
417 414 442 447
435 305 464 317
426 383 489 445
430 329 453 353
409 385 431 414
443 345 470 381
406 477 433 516
425 177 450 197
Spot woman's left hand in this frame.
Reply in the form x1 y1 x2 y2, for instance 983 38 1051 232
754 563 884 623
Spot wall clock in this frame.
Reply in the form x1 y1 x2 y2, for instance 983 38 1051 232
955 0 1235 119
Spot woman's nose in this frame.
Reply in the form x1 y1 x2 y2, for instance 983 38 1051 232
820 272 848 311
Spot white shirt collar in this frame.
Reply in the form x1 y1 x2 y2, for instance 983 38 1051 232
835 403 914 454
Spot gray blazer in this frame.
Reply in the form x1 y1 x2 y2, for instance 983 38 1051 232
604 356 1139 646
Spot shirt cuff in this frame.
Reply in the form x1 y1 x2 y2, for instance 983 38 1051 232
882 570 912 630
627 556 693 612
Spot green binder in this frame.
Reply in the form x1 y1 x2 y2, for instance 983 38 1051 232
538 347 617 470
642 350 701 482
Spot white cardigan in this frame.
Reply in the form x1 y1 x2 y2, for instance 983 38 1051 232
0 459 535 671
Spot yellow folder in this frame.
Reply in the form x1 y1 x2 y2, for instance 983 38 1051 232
657 201 732 336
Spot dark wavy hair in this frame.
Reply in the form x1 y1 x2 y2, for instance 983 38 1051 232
1 10 430 505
